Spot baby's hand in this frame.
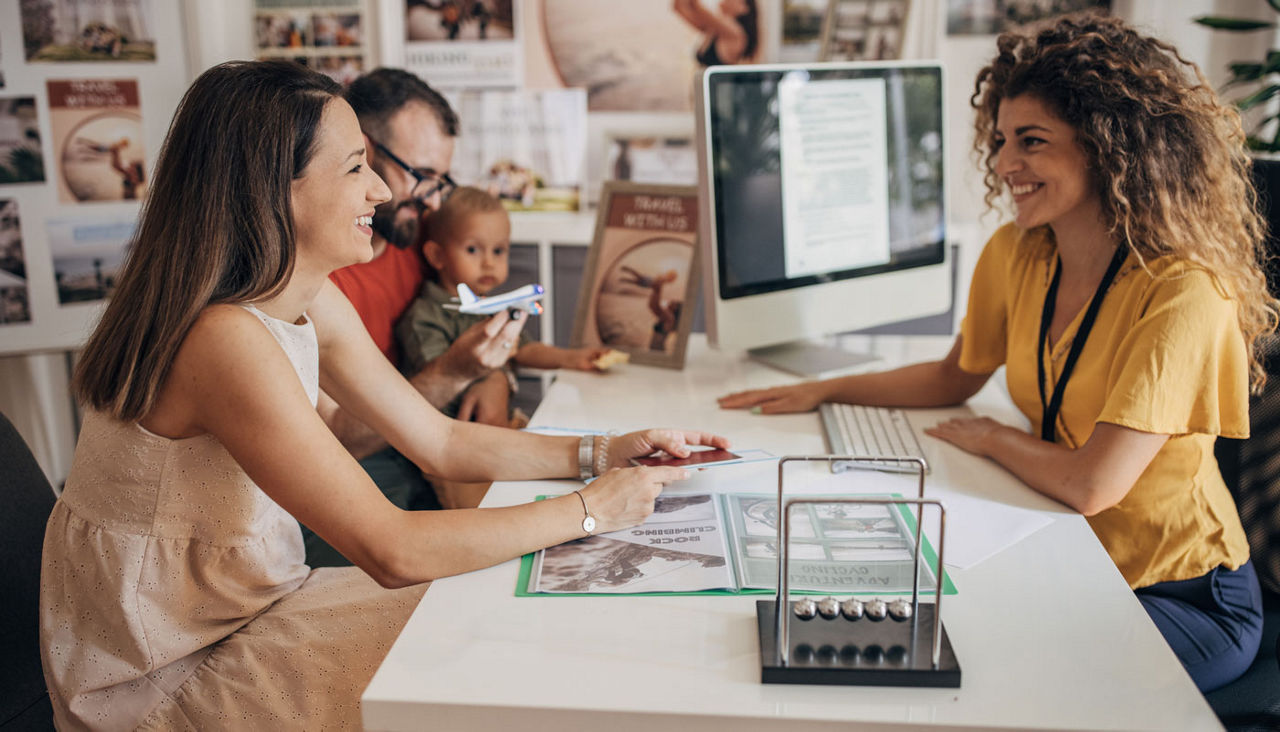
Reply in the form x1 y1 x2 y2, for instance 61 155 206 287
568 347 612 371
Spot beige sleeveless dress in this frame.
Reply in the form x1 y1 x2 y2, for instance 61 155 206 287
39 305 427 731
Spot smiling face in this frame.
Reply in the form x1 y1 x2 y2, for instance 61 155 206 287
369 100 456 250
425 209 511 296
290 98 392 275
993 95 1099 232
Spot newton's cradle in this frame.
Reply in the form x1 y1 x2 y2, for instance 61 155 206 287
757 456 962 687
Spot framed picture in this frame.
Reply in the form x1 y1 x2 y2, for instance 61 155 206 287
572 182 699 369
819 0 910 61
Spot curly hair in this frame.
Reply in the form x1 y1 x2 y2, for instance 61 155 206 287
971 12 1279 391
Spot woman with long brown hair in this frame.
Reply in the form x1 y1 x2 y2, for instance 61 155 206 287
41 60 726 729
720 13 1277 691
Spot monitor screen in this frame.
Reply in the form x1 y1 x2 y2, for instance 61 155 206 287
706 63 945 301
696 61 951 364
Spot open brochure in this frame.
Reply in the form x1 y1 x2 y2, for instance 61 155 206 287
517 493 956 597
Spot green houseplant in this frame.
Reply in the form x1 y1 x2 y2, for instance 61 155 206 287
1195 0 1280 151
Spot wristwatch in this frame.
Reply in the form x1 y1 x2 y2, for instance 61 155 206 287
574 490 596 535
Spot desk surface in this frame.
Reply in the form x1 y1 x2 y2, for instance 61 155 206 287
363 336 1221 731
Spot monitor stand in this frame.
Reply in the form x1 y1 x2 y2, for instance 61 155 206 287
747 340 881 380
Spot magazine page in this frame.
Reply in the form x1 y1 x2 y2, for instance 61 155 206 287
724 493 939 595
532 493 734 594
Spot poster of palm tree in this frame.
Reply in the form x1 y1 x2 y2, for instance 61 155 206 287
21 0 157 62
0 97 46 185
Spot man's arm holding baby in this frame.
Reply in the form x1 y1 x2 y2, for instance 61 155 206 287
455 369 511 426
407 310 526 404
319 310 527 459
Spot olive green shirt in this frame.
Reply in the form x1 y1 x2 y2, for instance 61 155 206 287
394 280 527 419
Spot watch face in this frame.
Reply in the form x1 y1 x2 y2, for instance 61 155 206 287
582 515 596 534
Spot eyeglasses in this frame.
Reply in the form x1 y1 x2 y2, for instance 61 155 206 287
370 139 457 204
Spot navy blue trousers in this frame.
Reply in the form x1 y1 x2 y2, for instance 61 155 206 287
1135 560 1263 692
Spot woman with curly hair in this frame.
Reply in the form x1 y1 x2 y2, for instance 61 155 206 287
719 12 1276 691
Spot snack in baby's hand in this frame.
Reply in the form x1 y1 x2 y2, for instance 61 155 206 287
592 349 630 370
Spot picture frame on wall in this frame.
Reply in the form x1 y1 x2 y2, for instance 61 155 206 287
571 182 699 369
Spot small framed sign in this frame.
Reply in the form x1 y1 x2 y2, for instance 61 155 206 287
572 182 699 369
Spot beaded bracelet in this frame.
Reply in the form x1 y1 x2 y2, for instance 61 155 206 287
594 431 617 476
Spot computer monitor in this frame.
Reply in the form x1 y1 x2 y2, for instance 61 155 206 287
695 61 950 377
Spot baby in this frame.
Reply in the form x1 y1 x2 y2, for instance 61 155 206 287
395 186 611 426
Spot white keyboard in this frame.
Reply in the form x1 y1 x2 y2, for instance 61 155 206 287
818 402 929 474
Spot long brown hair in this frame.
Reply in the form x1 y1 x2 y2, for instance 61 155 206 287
75 60 341 421
971 12 1280 391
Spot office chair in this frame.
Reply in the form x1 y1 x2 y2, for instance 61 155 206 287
0 411 56 730
1208 336 1280 731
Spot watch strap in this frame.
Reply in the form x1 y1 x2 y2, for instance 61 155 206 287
574 490 596 535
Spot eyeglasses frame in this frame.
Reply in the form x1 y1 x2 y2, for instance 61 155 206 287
369 139 456 204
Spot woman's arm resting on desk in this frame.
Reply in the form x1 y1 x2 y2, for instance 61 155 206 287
718 337 992 413
925 418 1168 515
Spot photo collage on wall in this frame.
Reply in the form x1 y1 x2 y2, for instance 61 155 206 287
1 0 161 340
255 0 370 86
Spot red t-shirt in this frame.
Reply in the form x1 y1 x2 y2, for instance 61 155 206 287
330 243 426 364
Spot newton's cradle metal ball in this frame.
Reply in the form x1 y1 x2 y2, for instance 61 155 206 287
793 596 915 622
864 598 889 621
793 597 818 620
887 598 913 621
816 597 841 619
839 597 864 620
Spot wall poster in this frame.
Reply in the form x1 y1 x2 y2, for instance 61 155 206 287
0 97 45 185
47 79 146 203
0 199 31 325
403 0 520 88
46 216 134 305
447 88 587 211
21 0 157 62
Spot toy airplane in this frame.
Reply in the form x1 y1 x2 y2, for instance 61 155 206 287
446 283 545 316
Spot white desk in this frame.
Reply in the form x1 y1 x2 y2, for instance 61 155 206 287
363 336 1221 731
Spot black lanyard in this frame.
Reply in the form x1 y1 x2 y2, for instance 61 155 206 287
1036 244 1129 442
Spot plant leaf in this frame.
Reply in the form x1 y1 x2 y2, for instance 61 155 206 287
1228 63 1266 83
1194 16 1275 31
1269 0 1280 15
1237 84 1280 111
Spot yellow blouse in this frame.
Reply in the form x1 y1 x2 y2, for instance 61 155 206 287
959 223 1251 589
